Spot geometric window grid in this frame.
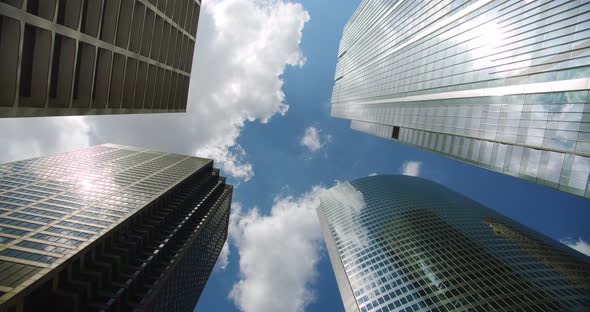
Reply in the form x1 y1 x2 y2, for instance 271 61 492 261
318 175 590 312
0 0 201 117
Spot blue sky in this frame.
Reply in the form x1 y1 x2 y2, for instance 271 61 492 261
194 1 589 311
0 0 587 311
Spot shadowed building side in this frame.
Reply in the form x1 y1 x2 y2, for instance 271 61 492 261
379 208 565 311
483 219 590 288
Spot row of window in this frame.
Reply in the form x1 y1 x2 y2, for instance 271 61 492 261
9 212 54 224
0 248 56 264
0 196 32 206
16 240 71 255
0 226 28 236
32 233 82 247
0 217 41 229
69 216 111 227
23 207 65 218
57 221 103 233
46 226 93 239
0 235 14 244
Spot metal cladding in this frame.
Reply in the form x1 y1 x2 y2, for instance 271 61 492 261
317 175 590 312
0 0 200 117
331 0 590 198
0 144 232 311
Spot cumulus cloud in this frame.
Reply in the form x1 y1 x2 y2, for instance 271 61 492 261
216 241 231 270
561 238 590 256
0 117 90 164
300 126 332 153
215 202 244 271
198 145 255 182
321 182 369 248
401 160 422 177
0 0 310 182
229 186 326 312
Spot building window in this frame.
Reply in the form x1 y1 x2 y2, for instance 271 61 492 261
391 126 400 140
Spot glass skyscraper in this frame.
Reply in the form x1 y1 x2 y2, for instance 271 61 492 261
331 0 590 198
0 0 200 117
0 144 232 311
317 175 590 312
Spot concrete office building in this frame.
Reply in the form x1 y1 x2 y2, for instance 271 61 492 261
0 0 201 117
0 144 232 311
317 175 590 312
331 0 590 198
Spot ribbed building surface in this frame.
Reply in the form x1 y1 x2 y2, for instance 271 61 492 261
317 175 590 312
0 0 200 117
0 144 232 311
331 0 590 198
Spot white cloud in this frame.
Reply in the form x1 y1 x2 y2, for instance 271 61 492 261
0 0 310 182
215 202 244 271
300 127 321 152
401 161 422 177
561 238 590 256
0 117 90 164
217 241 231 270
368 173 378 176
321 182 369 248
300 126 332 153
198 145 254 182
229 186 326 312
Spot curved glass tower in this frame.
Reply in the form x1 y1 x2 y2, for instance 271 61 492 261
317 175 590 312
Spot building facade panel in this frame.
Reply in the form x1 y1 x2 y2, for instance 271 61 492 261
317 175 590 312
0 0 202 117
0 143 232 311
332 0 590 198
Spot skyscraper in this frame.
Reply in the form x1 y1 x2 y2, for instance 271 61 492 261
0 0 200 117
0 144 232 311
331 0 590 198
317 175 590 312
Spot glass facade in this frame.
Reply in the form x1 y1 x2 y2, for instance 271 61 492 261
332 0 590 198
0 144 232 311
317 175 590 312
